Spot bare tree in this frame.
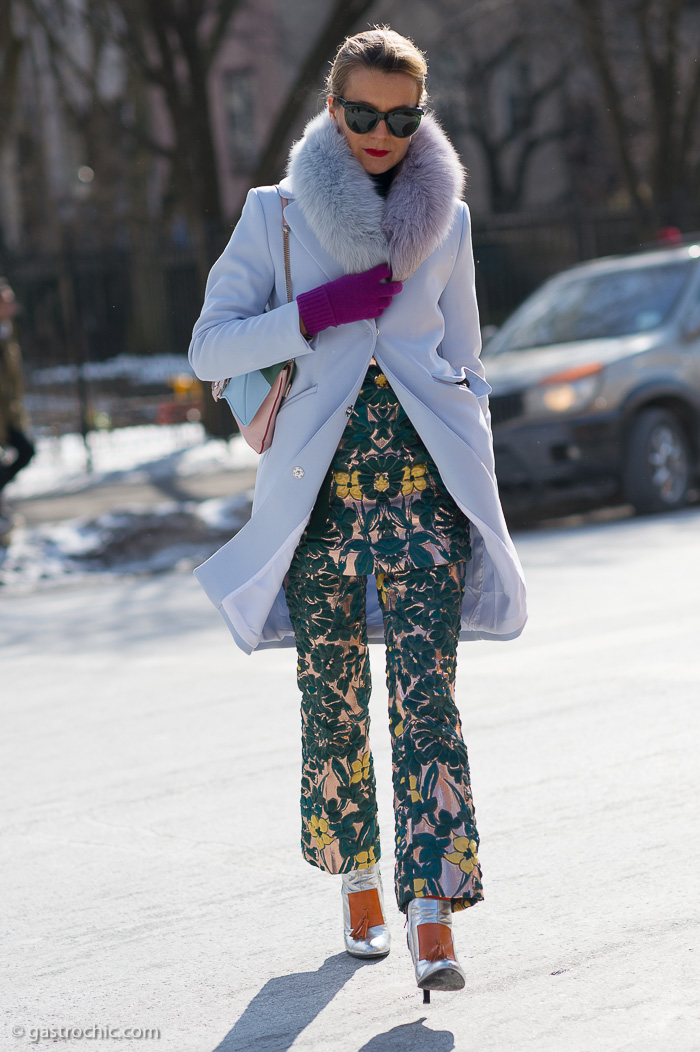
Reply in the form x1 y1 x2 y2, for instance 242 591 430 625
572 0 700 232
462 35 570 212
421 0 574 213
250 0 378 192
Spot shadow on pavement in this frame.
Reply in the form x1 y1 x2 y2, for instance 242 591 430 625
358 1016 455 1050
211 953 456 1051
211 952 370 1051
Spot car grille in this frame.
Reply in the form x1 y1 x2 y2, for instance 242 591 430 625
489 391 524 427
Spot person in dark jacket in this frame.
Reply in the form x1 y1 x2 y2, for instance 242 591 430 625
0 278 34 537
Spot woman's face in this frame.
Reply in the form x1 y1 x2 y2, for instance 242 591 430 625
328 68 421 175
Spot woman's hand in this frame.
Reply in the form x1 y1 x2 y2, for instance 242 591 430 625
297 263 402 337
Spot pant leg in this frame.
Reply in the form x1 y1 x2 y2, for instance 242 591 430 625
377 561 483 913
285 542 380 874
0 427 35 492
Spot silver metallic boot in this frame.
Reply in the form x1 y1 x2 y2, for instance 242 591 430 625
406 897 466 1000
341 864 391 958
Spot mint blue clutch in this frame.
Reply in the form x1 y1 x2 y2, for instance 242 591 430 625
215 363 288 427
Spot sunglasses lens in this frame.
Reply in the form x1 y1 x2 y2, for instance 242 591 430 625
386 110 422 138
343 104 378 134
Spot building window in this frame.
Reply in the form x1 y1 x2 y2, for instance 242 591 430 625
223 69 256 172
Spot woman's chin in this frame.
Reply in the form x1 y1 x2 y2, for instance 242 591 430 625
359 152 396 175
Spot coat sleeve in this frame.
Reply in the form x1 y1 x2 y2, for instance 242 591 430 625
437 202 491 420
188 188 316 381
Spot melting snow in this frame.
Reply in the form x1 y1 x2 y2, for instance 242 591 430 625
1 424 257 592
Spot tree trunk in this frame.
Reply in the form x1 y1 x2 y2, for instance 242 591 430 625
573 0 654 234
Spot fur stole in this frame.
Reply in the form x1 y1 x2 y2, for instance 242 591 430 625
286 110 466 282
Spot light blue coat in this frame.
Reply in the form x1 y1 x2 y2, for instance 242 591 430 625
189 111 527 654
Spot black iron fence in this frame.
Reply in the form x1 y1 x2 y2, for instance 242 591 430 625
3 206 646 440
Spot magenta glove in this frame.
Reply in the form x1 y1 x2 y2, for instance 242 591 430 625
297 263 402 336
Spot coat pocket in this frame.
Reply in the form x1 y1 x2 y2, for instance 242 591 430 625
280 383 318 409
431 367 492 398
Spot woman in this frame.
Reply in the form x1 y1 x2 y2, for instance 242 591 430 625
189 27 527 998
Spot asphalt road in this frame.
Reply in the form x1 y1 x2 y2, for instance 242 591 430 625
10 468 258 527
2 507 699 1052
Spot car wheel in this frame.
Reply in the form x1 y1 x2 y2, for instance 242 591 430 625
623 408 691 513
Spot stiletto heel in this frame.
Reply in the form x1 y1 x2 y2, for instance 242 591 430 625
341 863 391 958
406 897 466 995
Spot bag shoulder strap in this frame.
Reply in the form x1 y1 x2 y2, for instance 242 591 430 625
278 189 292 304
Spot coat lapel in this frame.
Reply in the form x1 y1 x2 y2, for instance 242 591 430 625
279 194 346 282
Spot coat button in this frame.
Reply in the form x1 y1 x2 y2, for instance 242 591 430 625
345 406 354 416
292 466 305 478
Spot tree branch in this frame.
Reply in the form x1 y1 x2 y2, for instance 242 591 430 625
573 0 648 220
203 0 244 69
248 0 378 197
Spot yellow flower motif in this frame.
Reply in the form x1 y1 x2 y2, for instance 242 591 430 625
393 719 404 737
413 878 427 896
445 836 479 875
350 751 371 784
374 472 390 492
402 463 428 495
374 372 389 387
309 814 335 849
376 572 388 605
334 470 362 499
354 846 377 869
408 775 421 803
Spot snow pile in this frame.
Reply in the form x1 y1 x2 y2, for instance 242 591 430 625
0 494 253 592
1 423 259 591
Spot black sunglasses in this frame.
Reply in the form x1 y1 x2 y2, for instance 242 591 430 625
333 97 424 138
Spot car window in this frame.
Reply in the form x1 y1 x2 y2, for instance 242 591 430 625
486 260 694 353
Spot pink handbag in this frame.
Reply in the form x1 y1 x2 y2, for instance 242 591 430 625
211 193 295 454
236 359 294 453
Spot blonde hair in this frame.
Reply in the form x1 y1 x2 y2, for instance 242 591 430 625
326 27 428 105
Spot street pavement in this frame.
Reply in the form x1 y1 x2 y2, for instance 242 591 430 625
10 468 257 527
2 506 699 1052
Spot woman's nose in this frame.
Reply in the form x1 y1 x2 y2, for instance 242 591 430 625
371 119 392 140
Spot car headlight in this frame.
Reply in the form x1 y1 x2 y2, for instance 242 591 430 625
525 363 603 416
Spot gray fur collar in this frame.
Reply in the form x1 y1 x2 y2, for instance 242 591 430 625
286 110 465 281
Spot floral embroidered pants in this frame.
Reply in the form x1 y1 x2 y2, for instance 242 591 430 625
285 545 483 913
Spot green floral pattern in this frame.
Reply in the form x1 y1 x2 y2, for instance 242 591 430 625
306 361 472 575
285 548 483 913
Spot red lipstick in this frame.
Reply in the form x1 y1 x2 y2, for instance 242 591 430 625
365 149 389 157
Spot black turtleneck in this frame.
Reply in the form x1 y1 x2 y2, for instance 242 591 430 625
369 163 400 199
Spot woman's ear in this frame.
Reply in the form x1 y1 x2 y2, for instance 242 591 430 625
328 96 338 122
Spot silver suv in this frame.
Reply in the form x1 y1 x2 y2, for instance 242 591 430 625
483 243 700 514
